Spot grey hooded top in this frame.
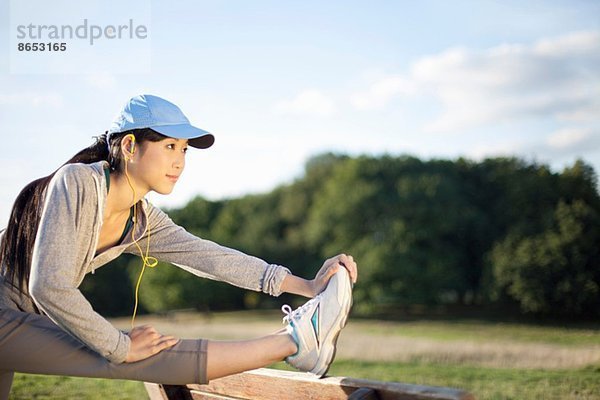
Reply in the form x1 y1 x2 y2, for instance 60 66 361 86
0 161 291 363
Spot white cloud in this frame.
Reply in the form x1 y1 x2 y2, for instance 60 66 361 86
350 75 416 110
534 31 600 57
272 89 336 117
545 127 600 156
465 139 529 161
350 30 600 133
556 103 600 122
0 93 63 107
547 127 592 149
463 127 600 166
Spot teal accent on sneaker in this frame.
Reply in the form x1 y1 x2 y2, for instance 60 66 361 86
288 321 300 358
311 306 320 346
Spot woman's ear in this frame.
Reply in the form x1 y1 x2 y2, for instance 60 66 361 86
121 134 136 161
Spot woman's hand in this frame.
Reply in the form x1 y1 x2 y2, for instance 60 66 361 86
310 254 358 296
125 325 180 363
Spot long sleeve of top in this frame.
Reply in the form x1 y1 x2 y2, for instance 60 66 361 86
126 203 290 297
26 161 291 364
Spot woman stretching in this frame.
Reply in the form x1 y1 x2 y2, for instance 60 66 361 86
0 94 357 399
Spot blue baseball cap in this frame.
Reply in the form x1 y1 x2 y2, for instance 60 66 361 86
107 94 215 149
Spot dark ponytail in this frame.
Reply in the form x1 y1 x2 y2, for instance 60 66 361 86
0 128 167 292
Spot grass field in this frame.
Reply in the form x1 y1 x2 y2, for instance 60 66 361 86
10 310 600 399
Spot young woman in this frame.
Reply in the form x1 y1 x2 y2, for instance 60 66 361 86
0 94 357 399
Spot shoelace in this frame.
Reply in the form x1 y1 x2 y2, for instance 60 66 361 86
281 295 321 324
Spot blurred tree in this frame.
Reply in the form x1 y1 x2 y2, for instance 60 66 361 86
491 199 600 315
82 153 600 319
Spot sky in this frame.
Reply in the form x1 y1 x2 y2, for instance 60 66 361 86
1 0 599 227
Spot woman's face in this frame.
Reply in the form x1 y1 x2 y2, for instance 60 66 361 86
130 137 188 195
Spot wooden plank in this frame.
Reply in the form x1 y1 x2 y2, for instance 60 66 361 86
189 394 242 400
182 368 475 400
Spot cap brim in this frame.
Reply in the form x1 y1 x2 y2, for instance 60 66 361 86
151 124 215 149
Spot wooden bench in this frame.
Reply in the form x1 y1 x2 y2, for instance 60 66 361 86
144 368 475 400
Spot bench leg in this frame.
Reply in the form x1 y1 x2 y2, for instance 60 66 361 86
349 387 380 400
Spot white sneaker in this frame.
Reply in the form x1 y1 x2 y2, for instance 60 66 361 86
282 267 353 377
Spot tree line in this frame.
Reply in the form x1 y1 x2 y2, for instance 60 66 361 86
81 153 600 319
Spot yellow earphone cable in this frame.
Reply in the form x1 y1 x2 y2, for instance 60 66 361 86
124 157 158 329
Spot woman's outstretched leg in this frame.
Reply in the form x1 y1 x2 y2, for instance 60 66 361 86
1 308 296 388
206 329 297 381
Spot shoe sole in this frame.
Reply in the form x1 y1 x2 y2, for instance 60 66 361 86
311 270 354 378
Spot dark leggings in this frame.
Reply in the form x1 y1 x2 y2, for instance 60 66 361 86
0 308 208 400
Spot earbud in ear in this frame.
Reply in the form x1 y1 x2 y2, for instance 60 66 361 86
128 134 136 155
